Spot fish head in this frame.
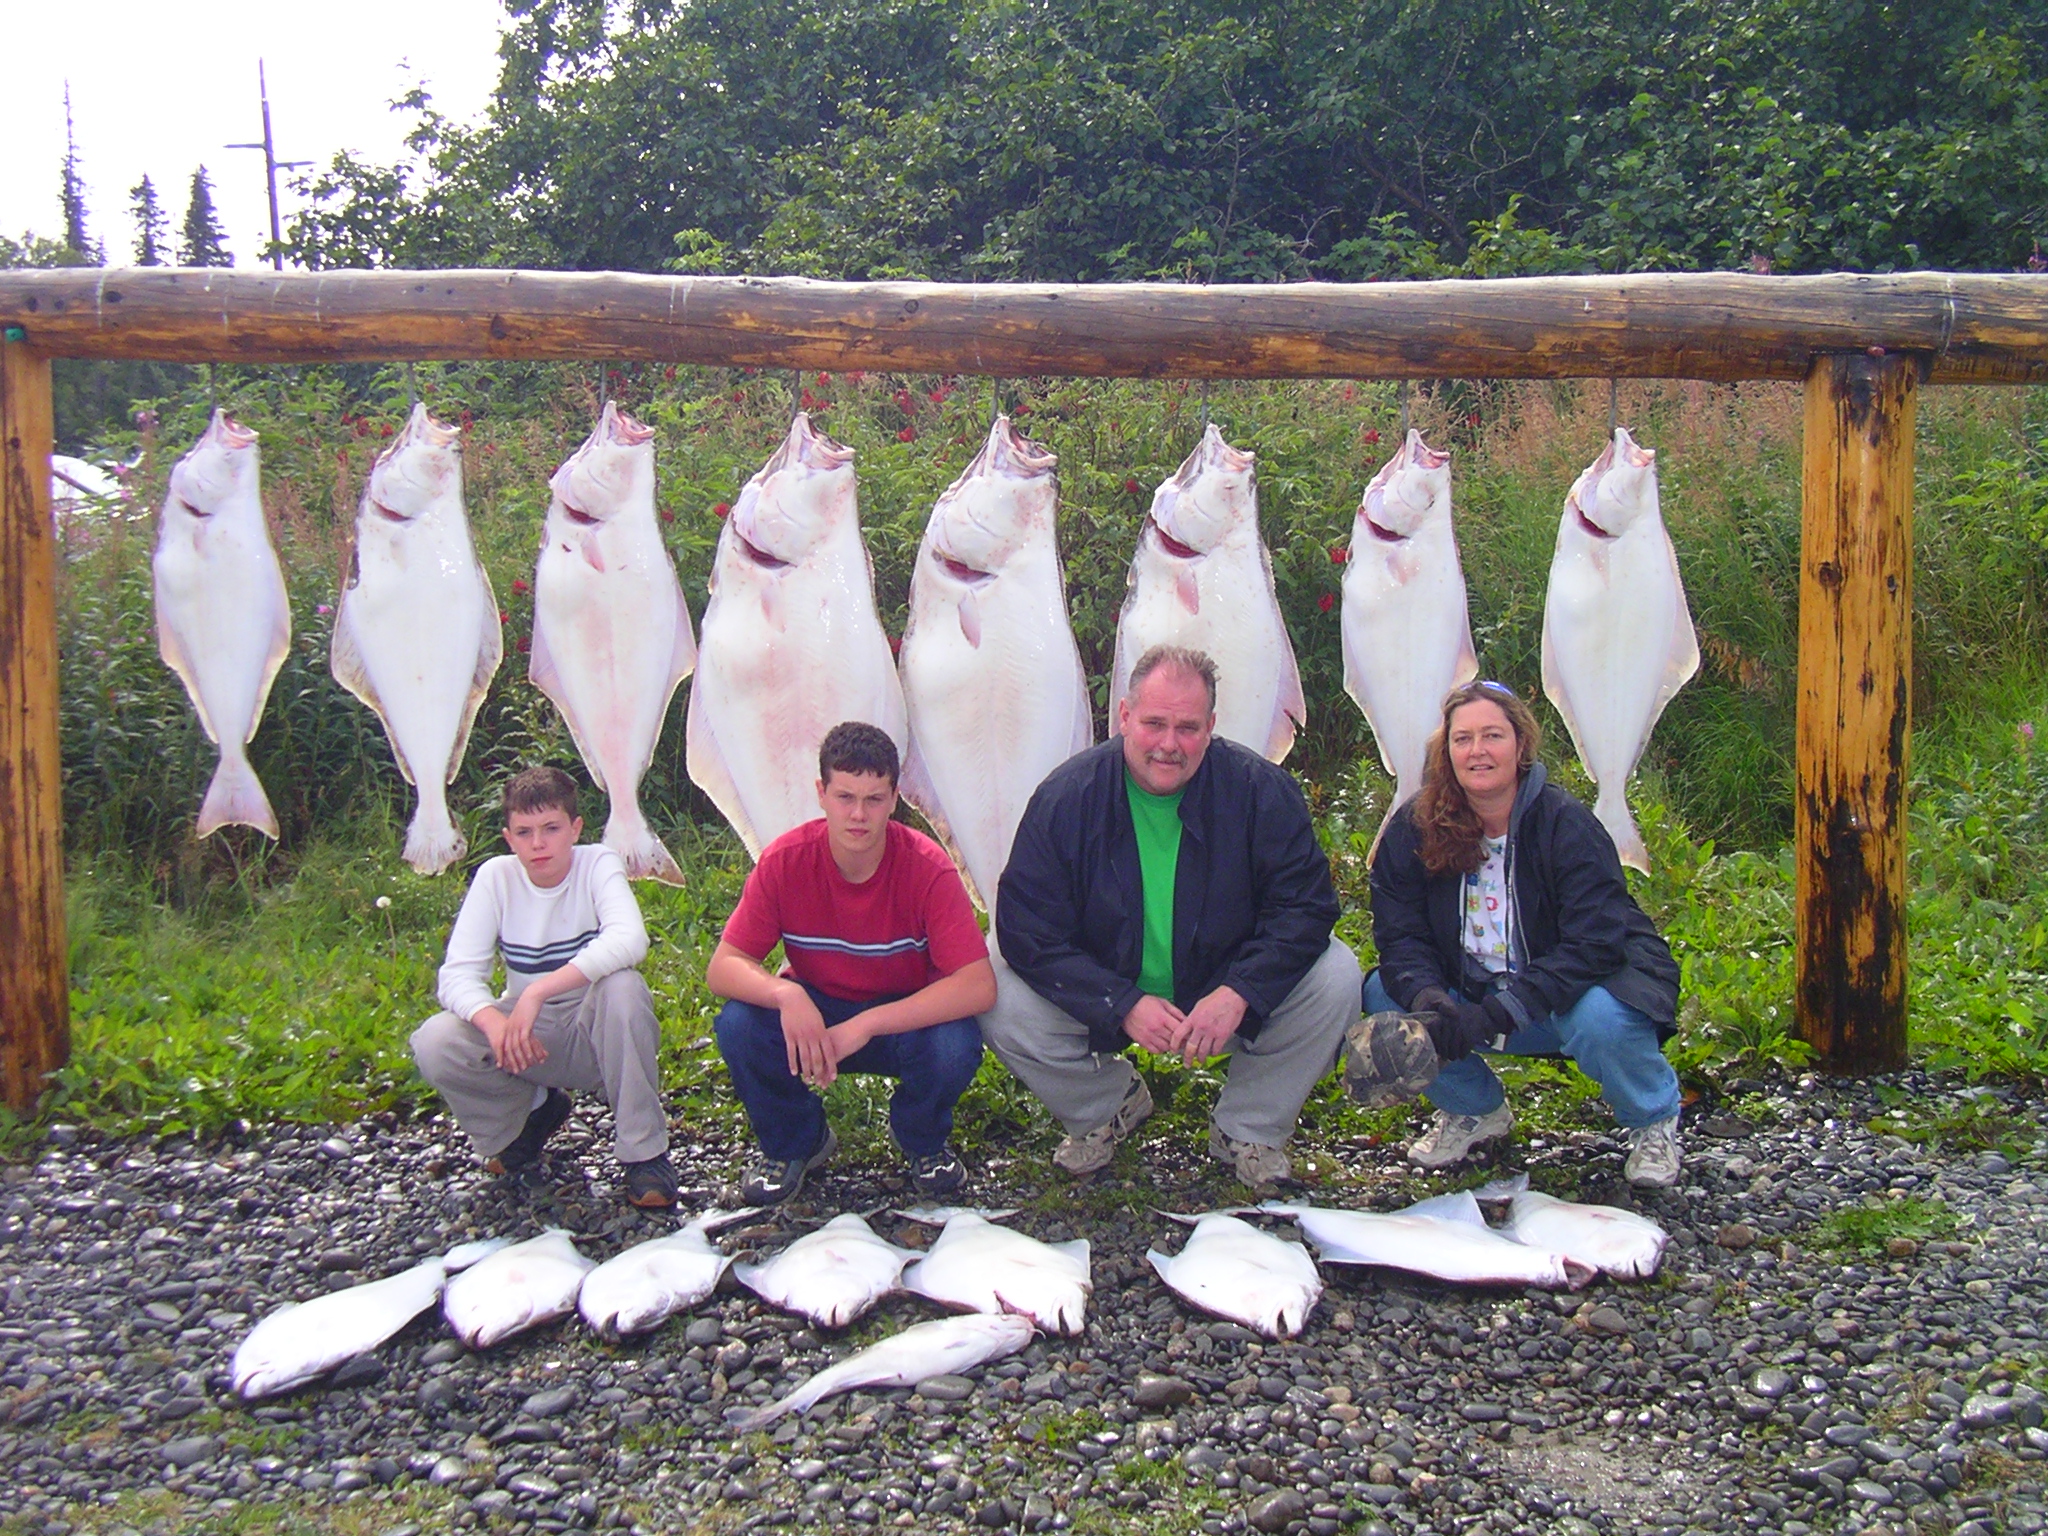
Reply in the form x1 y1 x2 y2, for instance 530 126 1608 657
924 416 1057 582
1147 422 1256 558
364 403 462 525
1356 429 1451 543
163 410 259 523
725 412 856 571
1565 427 1659 540
547 401 656 534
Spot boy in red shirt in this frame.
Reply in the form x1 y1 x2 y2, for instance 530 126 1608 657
707 721 994 1203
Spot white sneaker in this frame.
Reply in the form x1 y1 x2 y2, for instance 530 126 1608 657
1405 1104 1514 1169
1625 1116 1682 1188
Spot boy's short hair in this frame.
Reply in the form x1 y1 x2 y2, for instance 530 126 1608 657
502 765 580 824
818 721 899 789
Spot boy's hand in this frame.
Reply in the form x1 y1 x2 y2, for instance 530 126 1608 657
474 1002 548 1074
780 989 835 1089
825 1014 876 1066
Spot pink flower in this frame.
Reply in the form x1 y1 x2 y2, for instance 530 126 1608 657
713 502 730 518
1317 593 1335 613
1362 428 1381 445
1329 546 1348 565
511 578 529 596
1124 477 1142 495
316 603 332 616
898 426 917 443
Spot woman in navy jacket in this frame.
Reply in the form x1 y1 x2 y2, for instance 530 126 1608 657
1364 680 1684 1187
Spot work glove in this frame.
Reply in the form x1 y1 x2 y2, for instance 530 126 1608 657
1409 987 1514 1062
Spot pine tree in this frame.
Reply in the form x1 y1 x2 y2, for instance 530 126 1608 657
130 176 166 266
58 83 98 264
180 167 232 267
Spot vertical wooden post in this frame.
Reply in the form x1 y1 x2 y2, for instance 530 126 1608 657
1795 351 1917 1072
0 337 68 1115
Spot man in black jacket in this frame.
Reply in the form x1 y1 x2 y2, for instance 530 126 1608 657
987 645 1361 1188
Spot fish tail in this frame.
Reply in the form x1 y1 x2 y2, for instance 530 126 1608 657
1594 785 1651 874
403 793 467 876
197 751 279 839
604 808 684 885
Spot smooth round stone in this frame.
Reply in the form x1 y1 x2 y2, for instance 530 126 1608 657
1751 1368 1794 1399
684 1317 723 1347
330 1355 386 1389
1133 1374 1194 1409
523 1386 579 1417
160 1437 218 1469
1249 1488 1309 1533
916 1375 976 1402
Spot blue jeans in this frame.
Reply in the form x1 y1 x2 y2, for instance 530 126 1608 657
713 986 985 1160
1362 969 1680 1129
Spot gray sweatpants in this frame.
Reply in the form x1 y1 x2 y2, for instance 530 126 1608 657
981 938 1362 1148
410 968 669 1165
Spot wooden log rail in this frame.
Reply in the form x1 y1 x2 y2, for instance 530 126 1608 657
5 266 2048 1110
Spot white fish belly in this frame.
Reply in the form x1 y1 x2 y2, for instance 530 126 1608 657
691 562 907 856
904 1221 1090 1333
1115 543 1299 758
442 1233 595 1348
901 564 1090 906
1148 1216 1321 1338
734 1218 912 1328
578 1233 727 1337
1506 1193 1668 1280
1542 530 1689 788
232 1260 445 1398
154 532 288 747
533 540 685 795
1342 539 1476 794
733 1313 1035 1429
342 534 492 784
1288 1208 1581 1289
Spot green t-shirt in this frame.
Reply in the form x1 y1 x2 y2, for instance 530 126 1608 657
1125 770 1185 999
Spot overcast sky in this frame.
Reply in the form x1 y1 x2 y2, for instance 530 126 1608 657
3 0 508 265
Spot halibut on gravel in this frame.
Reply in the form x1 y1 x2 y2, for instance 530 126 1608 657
530 403 697 883
232 1236 510 1399
1264 1191 1597 1290
727 1312 1036 1430
152 410 290 838
442 1229 596 1348
1110 423 1304 762
577 1209 759 1341
897 1208 1091 1335
1147 1212 1323 1339
331 404 502 875
898 416 1093 912
1541 426 1698 872
1478 1175 1668 1280
733 1212 918 1329
687 413 906 858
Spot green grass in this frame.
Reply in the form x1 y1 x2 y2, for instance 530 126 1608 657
1810 1194 1962 1254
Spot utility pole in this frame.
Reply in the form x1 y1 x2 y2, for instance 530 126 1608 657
226 60 310 271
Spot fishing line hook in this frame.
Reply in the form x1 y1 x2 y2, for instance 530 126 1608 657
791 369 803 422
598 361 609 412
1609 378 1619 437
207 363 218 418
1398 379 1410 438
990 378 1003 428
1199 379 1212 433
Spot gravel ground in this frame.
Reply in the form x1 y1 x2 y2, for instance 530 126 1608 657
3 1071 2046 1536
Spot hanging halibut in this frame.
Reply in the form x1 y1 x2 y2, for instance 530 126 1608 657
332 404 502 875
1540 427 1699 872
1342 430 1477 818
688 413 907 857
152 410 291 838
899 417 1092 910
1110 424 1304 761
530 403 696 883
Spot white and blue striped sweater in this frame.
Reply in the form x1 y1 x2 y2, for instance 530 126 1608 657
436 845 649 1022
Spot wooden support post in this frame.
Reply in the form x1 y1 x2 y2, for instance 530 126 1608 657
1795 351 1917 1072
0 338 68 1115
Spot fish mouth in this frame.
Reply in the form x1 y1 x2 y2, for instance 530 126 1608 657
1150 520 1201 560
373 501 411 524
1570 496 1616 540
1363 514 1402 543
562 502 601 528
175 497 211 519
736 531 792 571
933 552 993 587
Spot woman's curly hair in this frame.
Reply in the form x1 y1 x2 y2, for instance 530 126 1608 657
1411 681 1543 876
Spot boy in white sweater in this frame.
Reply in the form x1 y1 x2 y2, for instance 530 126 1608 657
410 767 677 1207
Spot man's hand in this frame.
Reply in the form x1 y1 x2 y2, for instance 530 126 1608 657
780 987 836 1089
1178 985 1247 1065
474 1000 548 1074
1122 994 1185 1054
